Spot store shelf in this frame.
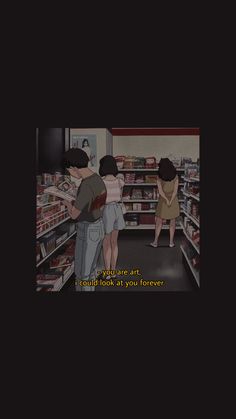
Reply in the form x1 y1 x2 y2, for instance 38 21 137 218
53 263 75 291
119 167 185 172
119 168 158 172
124 182 185 187
126 210 156 213
190 177 200 182
124 199 184 203
180 222 200 254
181 190 200 201
36 231 76 267
125 224 183 230
36 216 70 239
123 199 158 203
181 207 200 228
182 176 199 183
180 245 200 287
124 183 157 186
36 199 61 208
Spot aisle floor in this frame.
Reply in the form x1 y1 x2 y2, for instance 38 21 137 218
65 231 198 292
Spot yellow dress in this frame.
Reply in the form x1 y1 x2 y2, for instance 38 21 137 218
156 176 180 220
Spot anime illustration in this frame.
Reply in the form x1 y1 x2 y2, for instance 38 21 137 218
36 128 200 292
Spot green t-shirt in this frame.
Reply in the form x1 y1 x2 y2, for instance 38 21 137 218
74 173 107 222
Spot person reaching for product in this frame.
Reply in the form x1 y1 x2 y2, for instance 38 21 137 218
98 155 126 280
62 148 107 292
150 158 180 248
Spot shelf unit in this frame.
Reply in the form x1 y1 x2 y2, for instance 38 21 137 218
37 262 75 292
181 189 200 202
125 224 183 230
37 216 71 239
119 166 185 230
180 171 200 287
119 168 185 172
181 206 200 228
36 196 77 291
37 231 76 268
180 222 200 254
180 245 200 287
53 262 75 292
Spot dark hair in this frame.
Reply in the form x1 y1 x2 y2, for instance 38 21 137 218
82 139 89 147
63 148 89 169
158 158 177 181
99 155 118 177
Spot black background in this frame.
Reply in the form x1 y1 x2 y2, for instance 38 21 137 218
5 14 232 405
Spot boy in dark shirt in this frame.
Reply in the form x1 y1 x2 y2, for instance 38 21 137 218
63 148 107 291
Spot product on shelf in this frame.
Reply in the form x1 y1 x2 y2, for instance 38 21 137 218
145 157 157 169
131 188 143 199
184 163 199 179
57 221 76 237
50 254 74 272
36 273 62 290
167 154 182 168
143 188 154 200
123 156 136 169
123 187 132 200
124 173 136 183
124 203 133 211
115 156 125 169
36 242 41 263
37 184 48 195
181 157 192 166
55 231 68 247
42 173 54 186
125 214 139 226
133 203 142 211
191 203 199 219
145 175 157 183
135 175 145 183
36 203 68 236
139 214 155 224
149 203 157 210
134 157 146 168
186 185 199 196
141 203 150 210
40 231 56 256
63 239 76 256
192 255 200 270
187 198 192 214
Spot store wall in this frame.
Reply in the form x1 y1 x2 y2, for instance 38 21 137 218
113 135 199 162
69 128 110 173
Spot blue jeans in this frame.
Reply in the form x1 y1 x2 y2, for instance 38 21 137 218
75 218 105 292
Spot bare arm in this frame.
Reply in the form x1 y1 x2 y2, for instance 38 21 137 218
169 176 179 205
157 178 169 203
63 200 81 220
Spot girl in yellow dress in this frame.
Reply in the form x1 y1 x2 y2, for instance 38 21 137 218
150 158 180 248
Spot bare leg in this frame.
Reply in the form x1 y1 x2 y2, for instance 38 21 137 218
151 217 163 246
169 218 176 246
111 230 119 270
103 234 112 270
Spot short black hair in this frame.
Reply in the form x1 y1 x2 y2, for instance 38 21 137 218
63 148 89 169
99 155 118 177
158 158 177 181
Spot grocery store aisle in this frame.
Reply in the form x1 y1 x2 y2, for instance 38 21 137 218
65 230 197 292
